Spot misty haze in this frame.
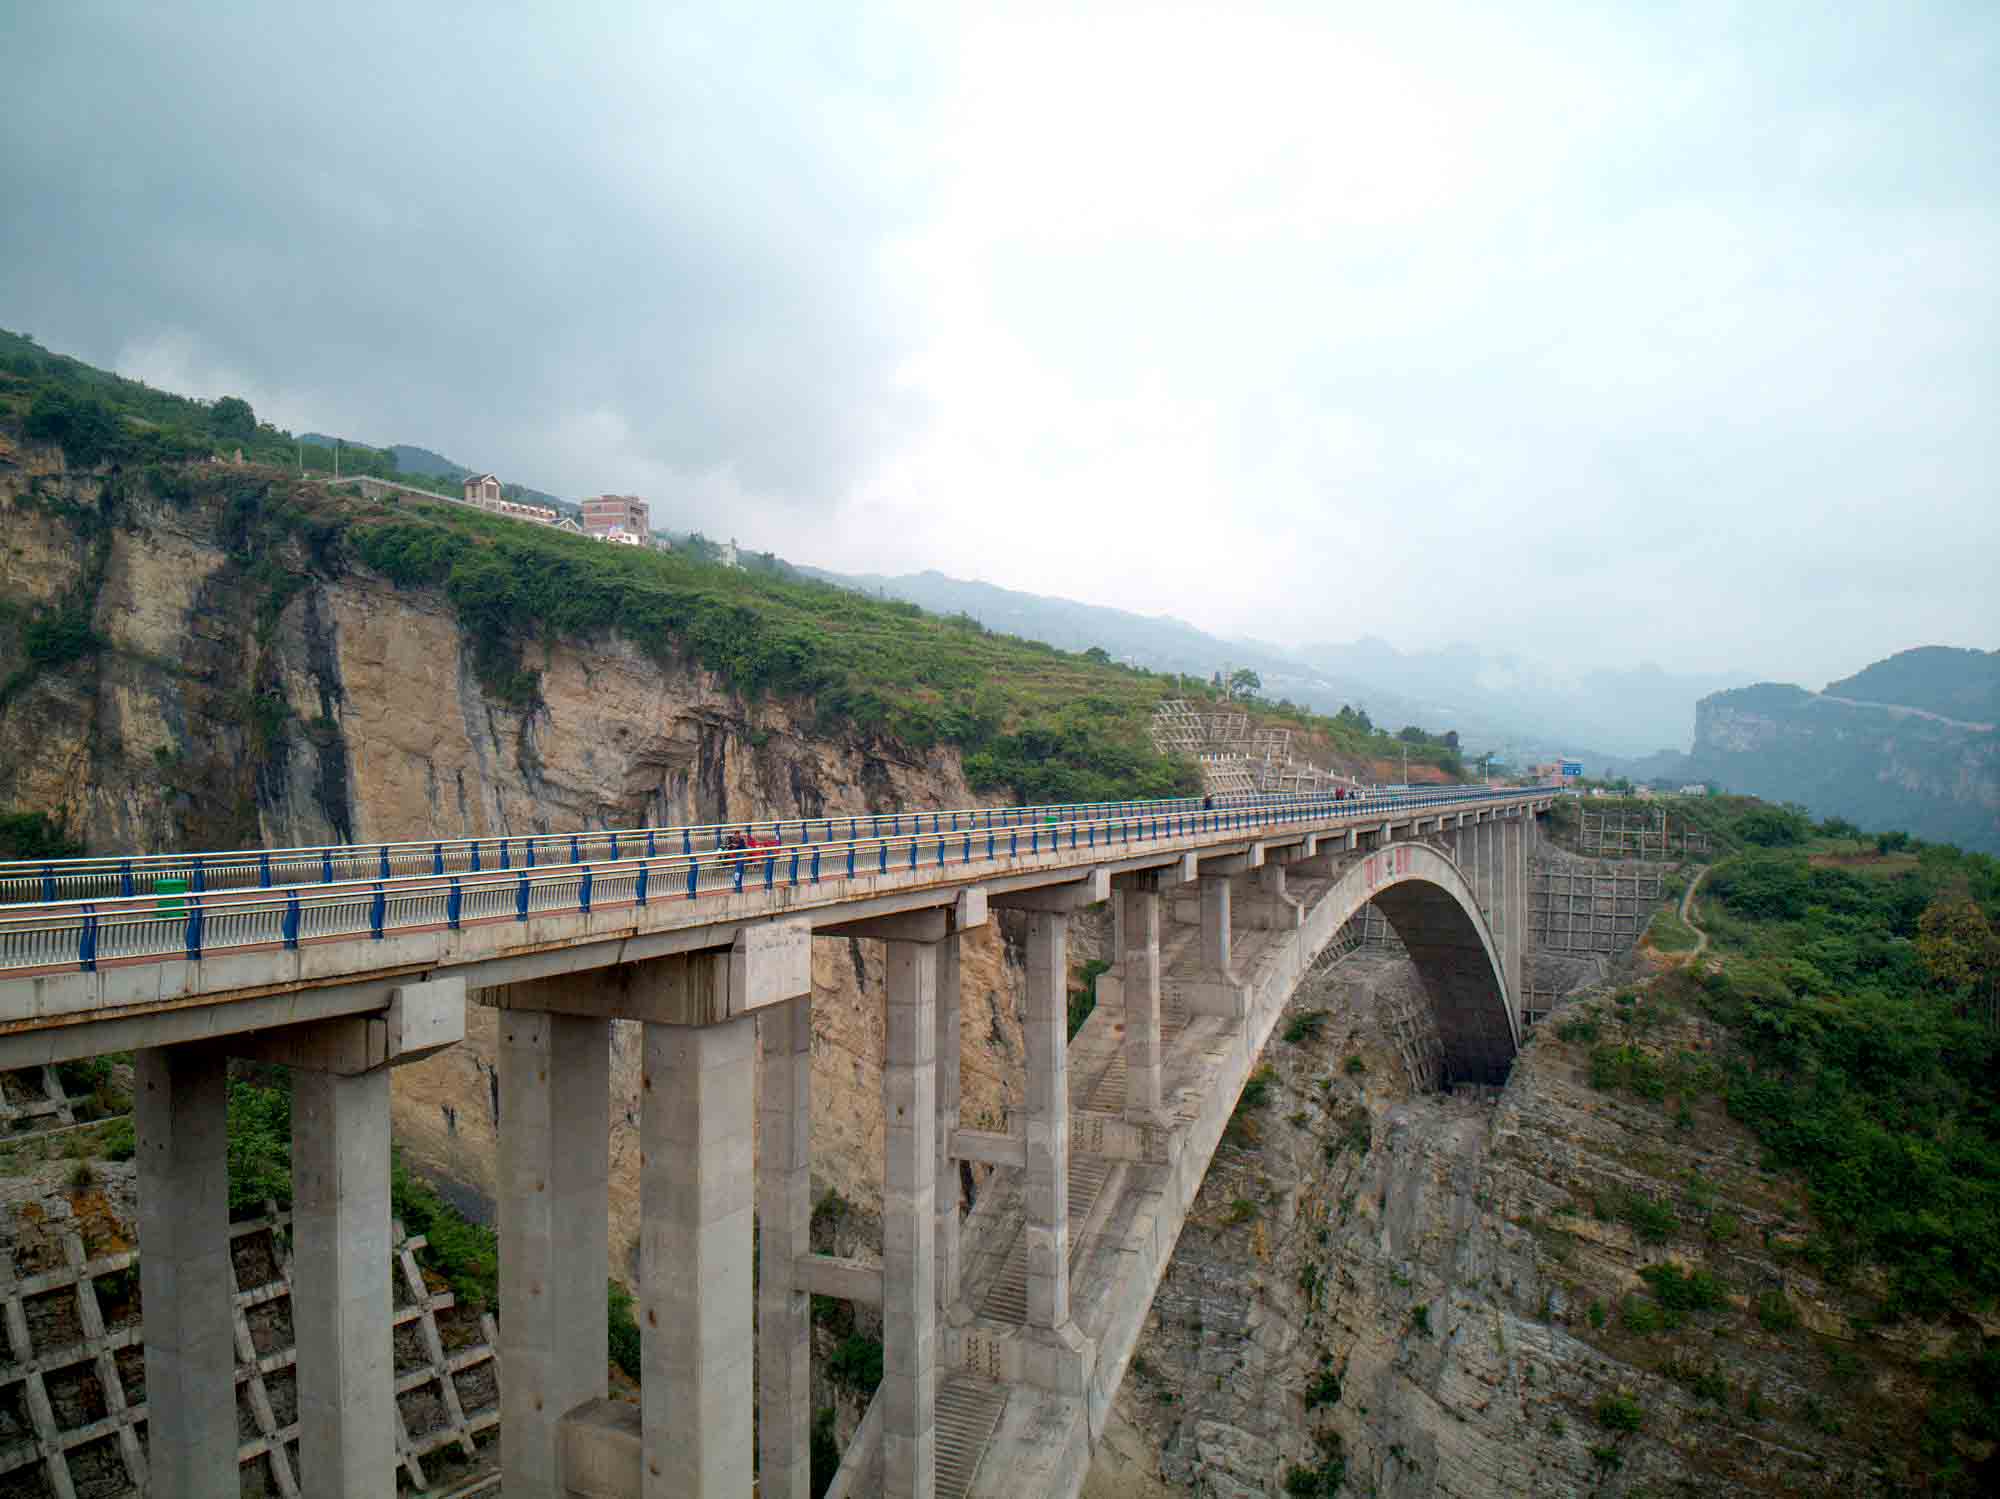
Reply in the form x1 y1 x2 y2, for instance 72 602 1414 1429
0 4 1995 1497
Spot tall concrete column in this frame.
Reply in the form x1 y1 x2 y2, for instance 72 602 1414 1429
499 1012 610 1495
135 1045 235 1497
758 997 813 1499
936 932 963 1319
1471 821 1494 931
882 939 939 1499
1180 868 1252 1018
292 1066 393 1498
1200 875 1231 975
1095 893 1127 1013
1505 814 1527 1006
1023 911 1070 1331
1121 886 1162 1118
1247 858 1301 930
643 1015 755 1497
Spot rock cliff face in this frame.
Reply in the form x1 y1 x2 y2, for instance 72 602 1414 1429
1084 951 1961 1498
0 453 1037 1273
1690 677 1999 854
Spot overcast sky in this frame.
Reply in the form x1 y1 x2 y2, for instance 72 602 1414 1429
3 0 1994 686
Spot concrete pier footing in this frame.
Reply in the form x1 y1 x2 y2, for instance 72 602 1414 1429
135 1045 237 1496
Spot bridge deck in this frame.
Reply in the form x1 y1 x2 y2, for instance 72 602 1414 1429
0 791 1526 1069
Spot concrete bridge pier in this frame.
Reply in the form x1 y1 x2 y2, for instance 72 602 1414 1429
1502 811 1527 1005
134 1044 237 1496
136 979 466 1498
497 1009 611 1493
491 923 812 1498
936 930 963 1320
1112 854 1191 1122
817 890 988 1499
1175 846 1260 1017
643 1015 757 1495
759 992 813 1499
991 872 1107 1394
1242 854 1303 931
881 936 939 1498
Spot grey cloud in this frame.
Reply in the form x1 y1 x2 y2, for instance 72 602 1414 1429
0 1 924 501
1 1 1993 688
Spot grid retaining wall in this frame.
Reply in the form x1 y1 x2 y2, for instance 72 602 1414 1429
0 1197 498 1497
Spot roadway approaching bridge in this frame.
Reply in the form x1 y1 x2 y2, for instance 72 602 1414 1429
0 785 1551 1498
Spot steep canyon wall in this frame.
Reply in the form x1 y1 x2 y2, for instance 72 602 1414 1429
0 453 1038 1275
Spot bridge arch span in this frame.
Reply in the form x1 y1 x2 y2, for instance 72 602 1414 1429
1303 840 1518 1085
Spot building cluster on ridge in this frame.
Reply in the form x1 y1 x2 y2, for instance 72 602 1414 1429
460 473 669 551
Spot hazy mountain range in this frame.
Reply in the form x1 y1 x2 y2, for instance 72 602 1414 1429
822 568 1751 764
1684 648 1999 853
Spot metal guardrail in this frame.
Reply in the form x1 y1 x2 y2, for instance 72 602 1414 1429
0 788 1534 978
0 791 1402 905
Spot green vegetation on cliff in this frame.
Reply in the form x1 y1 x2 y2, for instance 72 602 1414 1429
1698 843 2000 1312
1575 815 2000 1480
1826 646 2000 725
1 328 1470 807
344 495 1457 802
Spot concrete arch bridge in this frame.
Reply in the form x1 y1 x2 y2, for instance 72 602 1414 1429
828 812 1538 1498
0 787 1547 1497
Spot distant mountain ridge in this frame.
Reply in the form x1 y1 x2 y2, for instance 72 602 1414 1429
1824 646 1999 726
813 568 1746 765
1688 647 1999 853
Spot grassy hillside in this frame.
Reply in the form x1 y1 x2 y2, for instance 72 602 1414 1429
0 328 456 497
1558 799 2000 1485
1825 645 2000 724
347 492 1466 802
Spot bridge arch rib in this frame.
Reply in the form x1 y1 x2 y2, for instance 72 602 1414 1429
1306 841 1518 1086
